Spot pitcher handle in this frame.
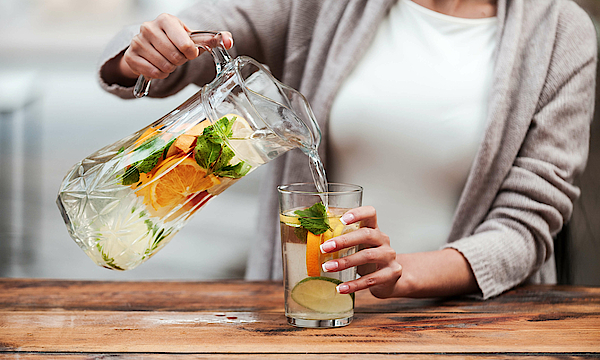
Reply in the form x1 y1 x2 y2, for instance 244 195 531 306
133 31 232 98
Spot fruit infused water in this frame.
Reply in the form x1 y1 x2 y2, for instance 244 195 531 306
58 113 294 271
58 31 324 271
278 183 363 328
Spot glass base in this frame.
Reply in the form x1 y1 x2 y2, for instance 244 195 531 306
287 316 353 328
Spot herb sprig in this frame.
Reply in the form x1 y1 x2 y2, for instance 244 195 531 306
96 243 124 271
194 116 251 178
294 202 331 235
120 137 175 185
121 115 252 186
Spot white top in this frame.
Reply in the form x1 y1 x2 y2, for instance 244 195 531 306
328 0 498 253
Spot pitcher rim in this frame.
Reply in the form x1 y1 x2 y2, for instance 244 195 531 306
234 56 321 149
277 183 363 195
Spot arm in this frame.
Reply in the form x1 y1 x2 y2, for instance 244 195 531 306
322 2 597 300
100 15 229 88
320 207 478 299
444 3 597 299
393 250 478 298
97 0 293 99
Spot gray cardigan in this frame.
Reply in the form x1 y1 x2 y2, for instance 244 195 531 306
98 0 597 299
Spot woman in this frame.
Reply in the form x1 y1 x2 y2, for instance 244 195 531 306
99 0 597 299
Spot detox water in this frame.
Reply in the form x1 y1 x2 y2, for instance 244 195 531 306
58 114 297 270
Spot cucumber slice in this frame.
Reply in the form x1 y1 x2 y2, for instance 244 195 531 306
291 277 354 314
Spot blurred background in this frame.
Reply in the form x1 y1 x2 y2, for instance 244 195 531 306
0 0 598 285
0 0 265 280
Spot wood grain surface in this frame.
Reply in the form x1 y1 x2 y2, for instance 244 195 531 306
1 279 599 358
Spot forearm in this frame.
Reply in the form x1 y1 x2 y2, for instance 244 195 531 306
100 51 138 87
393 249 480 298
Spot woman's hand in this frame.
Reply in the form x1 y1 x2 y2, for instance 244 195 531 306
105 14 233 84
320 206 402 299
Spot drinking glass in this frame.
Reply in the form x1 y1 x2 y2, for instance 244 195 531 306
278 183 363 328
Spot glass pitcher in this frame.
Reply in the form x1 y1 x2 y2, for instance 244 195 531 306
57 32 321 271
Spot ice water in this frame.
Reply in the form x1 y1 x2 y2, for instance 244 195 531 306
279 207 359 325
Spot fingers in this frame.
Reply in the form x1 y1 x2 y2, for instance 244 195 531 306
337 263 403 296
322 244 396 273
221 31 234 49
320 226 390 254
320 206 401 297
126 34 175 79
341 206 378 229
125 14 236 80
126 14 193 79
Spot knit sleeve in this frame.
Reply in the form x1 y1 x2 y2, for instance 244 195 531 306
97 0 292 99
445 1 597 299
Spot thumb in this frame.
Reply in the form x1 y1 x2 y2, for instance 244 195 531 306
221 31 234 49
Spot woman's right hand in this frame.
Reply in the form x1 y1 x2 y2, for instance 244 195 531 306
119 13 234 80
320 206 403 299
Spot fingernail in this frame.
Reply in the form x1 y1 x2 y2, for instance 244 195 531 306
336 284 350 294
340 212 354 225
320 241 336 253
322 261 338 272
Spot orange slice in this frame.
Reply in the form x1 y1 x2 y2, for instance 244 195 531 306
185 121 209 136
133 126 160 149
306 232 323 277
168 134 197 157
166 122 208 158
148 156 220 210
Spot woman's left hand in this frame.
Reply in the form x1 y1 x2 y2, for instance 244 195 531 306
320 206 402 298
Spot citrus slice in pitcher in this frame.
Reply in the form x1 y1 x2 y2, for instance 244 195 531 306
291 277 354 313
226 114 264 166
228 114 253 137
149 157 220 210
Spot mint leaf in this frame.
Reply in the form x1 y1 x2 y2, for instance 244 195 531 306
294 202 330 235
96 243 124 271
202 116 233 144
212 144 235 172
121 166 140 185
136 150 162 173
214 161 252 178
136 136 164 152
294 226 308 243
194 115 252 178
162 138 176 159
137 138 175 173
194 136 221 170
202 126 222 144
214 115 235 138
120 136 173 185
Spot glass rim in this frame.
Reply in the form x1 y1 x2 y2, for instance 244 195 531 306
277 182 363 195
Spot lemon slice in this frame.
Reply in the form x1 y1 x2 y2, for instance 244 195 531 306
229 114 254 138
291 277 354 314
279 214 301 226
224 114 264 166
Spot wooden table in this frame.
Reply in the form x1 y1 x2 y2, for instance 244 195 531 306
0 279 599 358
